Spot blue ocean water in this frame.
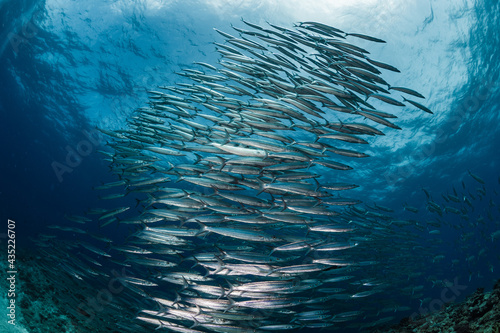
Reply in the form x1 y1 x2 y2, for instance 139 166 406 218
1 0 499 331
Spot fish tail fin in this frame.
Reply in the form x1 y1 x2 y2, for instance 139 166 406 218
189 317 201 329
307 160 314 170
280 197 287 212
224 296 235 313
256 178 266 195
172 291 182 307
313 177 320 191
225 281 234 297
214 244 226 257
194 220 207 236
194 153 202 164
180 276 189 291
190 256 203 269
212 255 225 275
174 173 183 183
177 252 185 264
144 193 155 207
134 198 141 208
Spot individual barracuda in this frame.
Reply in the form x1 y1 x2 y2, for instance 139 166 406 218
318 133 369 144
149 197 205 209
143 146 186 156
193 61 217 71
368 93 405 107
335 310 364 318
47 225 86 233
351 289 382 298
491 230 500 242
231 137 289 152
126 257 177 268
143 225 199 237
135 229 189 245
201 225 283 242
143 208 192 221
261 182 331 197
64 214 92 223
286 205 338 216
128 176 171 187
389 86 425 98
270 240 323 253
403 97 433 113
261 212 309 224
309 224 355 233
314 160 353 170
468 170 485 184
346 32 386 43
98 206 130 220
223 251 293 264
272 263 328 274
234 297 305 309
99 193 127 200
364 57 400 72
79 242 112 257
118 276 158 287
178 176 244 191
323 275 355 283
229 280 296 293
356 109 402 129
259 324 302 331
216 192 272 207
203 261 276 276
314 241 359 251
85 207 110 215
211 142 268 158
222 164 261 175
320 182 359 191
111 245 153 254
158 272 214 284
263 162 309 171
341 122 385 136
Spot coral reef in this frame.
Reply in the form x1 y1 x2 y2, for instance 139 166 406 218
373 279 500 333
1 251 80 333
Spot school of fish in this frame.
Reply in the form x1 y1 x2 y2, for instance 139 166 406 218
30 19 500 333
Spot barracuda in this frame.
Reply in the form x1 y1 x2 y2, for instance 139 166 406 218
41 18 439 333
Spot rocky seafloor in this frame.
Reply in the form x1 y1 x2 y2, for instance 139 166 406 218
373 279 500 333
2 250 500 333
